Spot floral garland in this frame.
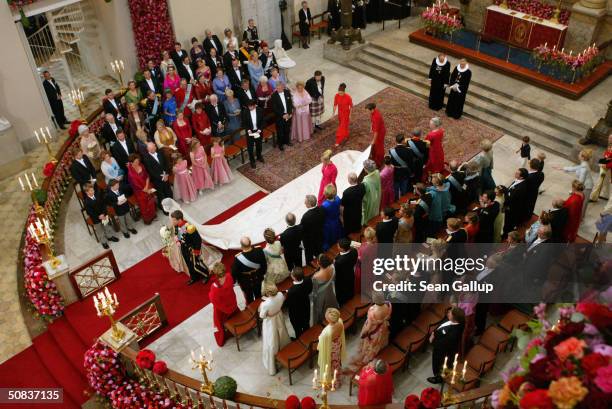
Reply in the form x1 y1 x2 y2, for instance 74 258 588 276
492 300 612 409
421 3 462 38
127 0 175 69
84 342 186 408
493 0 571 26
403 387 442 409
7 0 36 27
532 43 603 82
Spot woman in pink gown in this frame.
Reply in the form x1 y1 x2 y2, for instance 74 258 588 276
172 154 197 203
379 156 395 210
425 117 445 175
210 137 233 185
173 111 193 160
333 83 353 146
163 65 180 91
318 149 338 205
290 81 313 143
189 139 214 193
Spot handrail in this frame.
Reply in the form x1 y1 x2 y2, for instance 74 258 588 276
118 346 500 409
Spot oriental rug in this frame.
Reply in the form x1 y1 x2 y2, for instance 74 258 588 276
237 87 503 192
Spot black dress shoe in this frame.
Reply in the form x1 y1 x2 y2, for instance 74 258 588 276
427 376 443 384
108 236 119 242
59 125 67 130
129 228 138 234
303 44 310 49
123 232 130 239
102 243 109 249
187 279 196 286
250 162 256 169
257 157 265 163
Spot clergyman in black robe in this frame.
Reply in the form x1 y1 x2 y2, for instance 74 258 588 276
445 59 472 119
327 0 341 33
352 0 367 29
428 54 450 111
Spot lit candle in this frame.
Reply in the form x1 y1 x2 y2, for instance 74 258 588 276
46 127 51 140
191 350 196 361
312 369 318 388
113 293 118 305
35 130 41 143
120 60 124 70
450 370 456 385
561 48 564 53
105 287 111 298
18 177 25 191
324 364 329 380
43 218 49 232
209 349 213 361
31 173 38 187
462 360 467 380
24 173 32 190
452 353 458 372
443 356 448 371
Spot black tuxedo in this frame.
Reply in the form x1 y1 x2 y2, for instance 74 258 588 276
305 76 325 100
84 193 107 224
235 86 257 108
170 49 188 68
227 66 247 89
446 229 467 269
298 8 313 37
110 138 135 171
70 156 97 186
280 225 303 271
475 201 500 243
283 278 312 337
431 321 464 376
300 206 325 263
205 55 223 74
205 103 227 136
231 247 267 303
271 90 293 148
376 218 398 244
523 239 554 294
142 151 172 205
241 107 264 165
526 170 545 216
414 194 432 243
177 62 197 82
341 184 366 234
549 207 568 243
408 138 428 182
148 66 163 85
101 121 122 146
504 179 530 235
259 52 278 76
224 51 241 71
105 186 130 216
140 76 161 96
447 170 467 215
389 144 414 189
334 248 357 305
203 35 223 55
42 77 67 126
103 97 125 122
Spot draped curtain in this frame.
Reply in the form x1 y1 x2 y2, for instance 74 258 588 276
127 0 175 68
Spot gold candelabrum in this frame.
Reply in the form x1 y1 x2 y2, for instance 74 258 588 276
312 365 338 409
18 171 46 218
499 0 509 9
110 60 126 90
69 88 86 122
93 287 125 342
441 353 467 405
28 216 61 269
190 347 215 395
550 0 561 23
34 127 56 163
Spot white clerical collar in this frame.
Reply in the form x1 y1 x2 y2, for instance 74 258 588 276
436 57 447 66
293 280 303 285
383 218 393 222
438 320 459 330
457 64 469 73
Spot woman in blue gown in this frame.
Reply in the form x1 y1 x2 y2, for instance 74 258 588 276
321 184 344 251
162 89 177 126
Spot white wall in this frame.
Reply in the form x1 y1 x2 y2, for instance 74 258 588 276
241 0 282 43
0 2 53 150
167 0 234 48
292 0 327 23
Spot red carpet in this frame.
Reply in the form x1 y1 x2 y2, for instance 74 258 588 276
0 191 267 404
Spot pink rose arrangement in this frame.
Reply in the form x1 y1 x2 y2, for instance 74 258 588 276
127 0 175 69
421 3 462 38
493 301 612 409
494 0 571 25
532 43 603 82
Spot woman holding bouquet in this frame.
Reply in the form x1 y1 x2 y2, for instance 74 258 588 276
127 154 157 224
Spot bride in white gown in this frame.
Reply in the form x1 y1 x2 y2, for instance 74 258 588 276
259 283 290 375
161 198 223 269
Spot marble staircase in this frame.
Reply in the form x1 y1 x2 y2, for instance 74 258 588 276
348 42 591 160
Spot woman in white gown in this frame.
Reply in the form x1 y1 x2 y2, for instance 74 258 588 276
161 198 223 269
262 228 290 285
259 283 290 375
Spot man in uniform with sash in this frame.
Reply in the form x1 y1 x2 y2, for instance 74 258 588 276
447 160 467 215
175 78 195 118
144 90 161 138
413 183 432 243
389 133 414 200
243 19 261 50
232 236 267 303
407 129 428 184
171 210 209 285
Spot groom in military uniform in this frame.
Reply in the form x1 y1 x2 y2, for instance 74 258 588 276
231 236 267 303
171 210 209 285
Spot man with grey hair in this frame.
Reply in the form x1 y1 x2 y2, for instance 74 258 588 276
231 236 266 303
362 160 382 225
142 141 172 209
280 212 303 270
408 128 428 183
203 29 223 55
356 358 394 405
341 172 365 234
299 195 325 266
549 198 568 243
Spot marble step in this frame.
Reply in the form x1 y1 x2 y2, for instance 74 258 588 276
354 52 577 150
348 58 574 160
363 44 588 139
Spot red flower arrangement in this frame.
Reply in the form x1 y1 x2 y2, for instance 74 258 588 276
42 161 56 178
300 396 316 409
285 394 300 409
494 0 571 25
127 0 175 69
152 360 168 375
68 120 84 139
404 394 420 409
401 388 442 409
135 349 156 369
519 389 554 409
421 3 462 38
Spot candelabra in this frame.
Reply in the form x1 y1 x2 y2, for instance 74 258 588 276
18 171 46 217
312 365 338 409
93 287 124 342
28 217 61 269
440 353 467 405
69 88 86 122
34 127 56 163
190 347 214 395
110 60 126 90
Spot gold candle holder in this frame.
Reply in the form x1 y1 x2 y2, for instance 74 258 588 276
34 127 57 163
190 347 215 395
18 172 46 218
69 88 86 122
93 287 125 342
110 60 126 90
440 354 467 405
499 0 509 9
28 217 61 269
312 365 338 409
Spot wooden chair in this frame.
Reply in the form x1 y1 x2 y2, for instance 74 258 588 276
291 22 304 46
127 195 140 221
342 295 371 320
428 303 451 319
277 277 293 293
224 308 259 351
310 13 329 39
82 208 97 241
411 309 444 335
262 123 276 147
276 340 310 385
478 325 510 354
392 325 429 368
498 309 530 333
349 345 406 396
298 324 324 368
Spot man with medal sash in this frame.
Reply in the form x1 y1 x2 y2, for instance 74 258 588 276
175 78 195 118
447 160 467 215
144 90 161 138
389 133 414 200
171 210 209 285
407 129 429 184
231 236 267 303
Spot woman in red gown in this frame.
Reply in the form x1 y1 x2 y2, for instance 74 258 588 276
563 180 585 243
357 360 394 406
194 74 213 102
318 149 338 205
333 83 353 147
208 262 238 346
367 103 386 168
191 102 212 147
173 111 193 160
127 155 157 224
425 117 445 175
